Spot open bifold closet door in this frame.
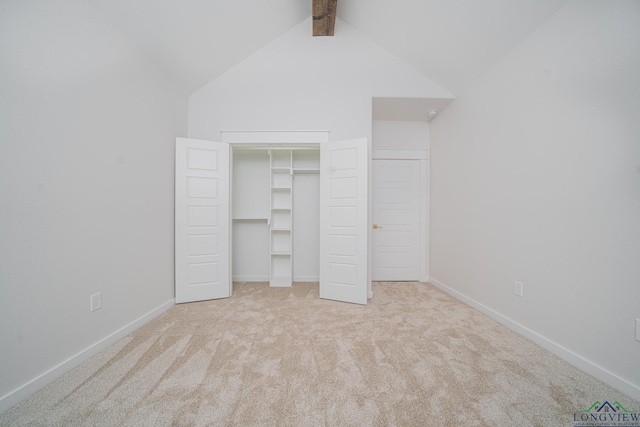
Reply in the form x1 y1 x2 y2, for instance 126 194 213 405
175 137 231 303
319 138 368 305
175 137 368 305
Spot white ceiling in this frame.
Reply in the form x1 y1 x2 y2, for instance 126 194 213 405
89 0 311 93
339 0 568 95
88 0 569 95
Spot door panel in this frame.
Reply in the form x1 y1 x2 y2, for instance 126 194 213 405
372 159 420 281
175 138 230 303
320 138 368 305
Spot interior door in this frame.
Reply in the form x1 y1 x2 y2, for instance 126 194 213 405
372 159 420 281
175 137 230 303
319 138 368 305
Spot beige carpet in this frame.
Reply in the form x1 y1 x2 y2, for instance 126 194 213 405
1 282 637 426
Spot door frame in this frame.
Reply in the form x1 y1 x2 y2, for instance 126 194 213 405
222 131 370 304
221 130 329 287
372 149 429 282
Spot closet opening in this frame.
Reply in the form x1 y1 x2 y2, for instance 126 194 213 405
231 146 320 287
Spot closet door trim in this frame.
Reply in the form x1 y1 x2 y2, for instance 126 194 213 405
221 130 329 144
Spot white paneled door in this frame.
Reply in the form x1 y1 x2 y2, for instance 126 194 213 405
372 159 420 281
319 138 369 305
175 138 230 303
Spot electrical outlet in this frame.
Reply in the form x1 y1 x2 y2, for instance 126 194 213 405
636 319 640 342
513 281 523 297
90 292 102 312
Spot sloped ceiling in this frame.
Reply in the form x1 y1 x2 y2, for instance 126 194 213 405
339 0 569 95
88 0 568 95
88 0 312 93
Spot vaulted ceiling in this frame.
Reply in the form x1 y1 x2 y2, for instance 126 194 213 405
88 0 569 95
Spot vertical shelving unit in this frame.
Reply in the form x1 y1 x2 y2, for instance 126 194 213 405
269 149 293 287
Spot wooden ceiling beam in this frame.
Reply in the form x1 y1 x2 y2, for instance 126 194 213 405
313 0 337 36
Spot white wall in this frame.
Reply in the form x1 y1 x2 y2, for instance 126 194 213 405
188 18 452 142
373 120 430 150
430 0 640 400
0 0 187 411
189 18 450 299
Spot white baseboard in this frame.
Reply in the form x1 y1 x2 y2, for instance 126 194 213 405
428 277 640 402
0 299 175 414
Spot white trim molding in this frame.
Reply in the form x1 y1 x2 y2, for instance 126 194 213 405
221 130 329 144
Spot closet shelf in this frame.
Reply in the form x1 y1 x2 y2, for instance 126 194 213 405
268 148 300 289
292 168 320 174
232 217 268 221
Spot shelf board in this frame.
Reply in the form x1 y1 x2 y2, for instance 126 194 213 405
271 186 291 191
271 228 291 232
232 217 268 221
292 168 320 174
270 252 291 256
271 167 291 172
